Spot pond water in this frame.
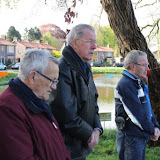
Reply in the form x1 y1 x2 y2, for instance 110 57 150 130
94 74 122 129
0 73 122 129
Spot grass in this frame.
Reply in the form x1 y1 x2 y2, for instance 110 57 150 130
87 129 160 160
91 67 124 74
0 72 18 85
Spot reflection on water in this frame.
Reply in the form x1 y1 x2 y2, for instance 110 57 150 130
0 74 122 129
94 74 122 129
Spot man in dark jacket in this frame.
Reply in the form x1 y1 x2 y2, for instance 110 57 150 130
50 24 103 160
115 50 160 160
0 49 71 160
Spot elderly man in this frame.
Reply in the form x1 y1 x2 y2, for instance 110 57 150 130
50 24 103 160
115 50 160 160
0 49 71 160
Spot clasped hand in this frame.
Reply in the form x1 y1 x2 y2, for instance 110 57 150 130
150 127 160 141
88 130 100 149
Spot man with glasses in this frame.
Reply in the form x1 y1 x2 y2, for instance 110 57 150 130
0 48 71 160
115 50 160 160
49 24 103 160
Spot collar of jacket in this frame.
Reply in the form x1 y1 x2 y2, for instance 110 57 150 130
9 77 54 122
122 70 144 87
61 45 91 78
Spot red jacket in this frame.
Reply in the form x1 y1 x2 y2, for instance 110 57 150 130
0 87 71 160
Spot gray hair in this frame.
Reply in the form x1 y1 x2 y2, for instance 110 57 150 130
124 50 147 70
18 48 59 80
66 24 95 45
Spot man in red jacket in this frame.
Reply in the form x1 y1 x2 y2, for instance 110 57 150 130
0 48 71 160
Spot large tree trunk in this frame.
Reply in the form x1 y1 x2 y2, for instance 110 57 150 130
101 0 160 146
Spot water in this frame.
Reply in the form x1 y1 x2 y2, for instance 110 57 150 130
94 74 122 129
0 74 122 129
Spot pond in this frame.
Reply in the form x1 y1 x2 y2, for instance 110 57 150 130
0 73 122 129
94 74 122 129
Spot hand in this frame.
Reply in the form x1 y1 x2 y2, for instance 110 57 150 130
87 129 100 149
150 127 160 141
154 127 160 137
150 135 158 141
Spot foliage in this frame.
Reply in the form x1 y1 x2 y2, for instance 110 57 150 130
6 26 21 41
24 27 42 42
0 72 18 85
42 31 58 48
51 51 61 58
95 25 118 49
6 58 12 66
91 67 124 74
0 0 20 9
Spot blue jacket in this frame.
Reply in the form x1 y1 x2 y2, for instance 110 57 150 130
115 70 159 140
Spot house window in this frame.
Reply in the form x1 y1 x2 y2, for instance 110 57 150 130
8 46 14 53
1 46 5 51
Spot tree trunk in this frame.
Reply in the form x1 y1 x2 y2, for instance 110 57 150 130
101 0 160 146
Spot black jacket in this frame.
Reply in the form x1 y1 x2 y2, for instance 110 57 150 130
50 46 103 160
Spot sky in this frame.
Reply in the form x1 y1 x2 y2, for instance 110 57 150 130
0 0 159 51
0 0 109 35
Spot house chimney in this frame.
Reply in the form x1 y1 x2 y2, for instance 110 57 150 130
13 37 18 42
1 35 6 39
45 41 48 45
35 40 40 43
107 44 110 48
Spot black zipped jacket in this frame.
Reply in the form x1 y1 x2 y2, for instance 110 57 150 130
50 46 103 160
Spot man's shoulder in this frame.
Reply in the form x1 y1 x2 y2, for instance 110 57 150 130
0 87 24 111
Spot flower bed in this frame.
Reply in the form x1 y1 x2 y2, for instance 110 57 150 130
0 72 9 79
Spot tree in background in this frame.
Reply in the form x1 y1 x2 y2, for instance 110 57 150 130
27 27 42 42
42 31 58 49
95 25 117 48
6 26 21 41
94 24 119 57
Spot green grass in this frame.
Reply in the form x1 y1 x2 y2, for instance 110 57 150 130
0 72 18 85
87 129 160 160
91 67 124 74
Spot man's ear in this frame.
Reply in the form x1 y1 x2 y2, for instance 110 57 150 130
72 39 77 48
28 71 36 84
129 63 134 70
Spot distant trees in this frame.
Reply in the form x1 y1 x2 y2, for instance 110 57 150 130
95 25 118 48
42 31 58 48
23 27 42 42
94 24 119 57
6 26 21 41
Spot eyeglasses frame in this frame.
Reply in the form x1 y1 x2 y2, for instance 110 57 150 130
36 71 58 87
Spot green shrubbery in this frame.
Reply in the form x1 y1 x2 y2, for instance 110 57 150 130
91 67 124 74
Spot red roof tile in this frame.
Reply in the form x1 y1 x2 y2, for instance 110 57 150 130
19 41 56 50
0 38 16 46
94 46 114 52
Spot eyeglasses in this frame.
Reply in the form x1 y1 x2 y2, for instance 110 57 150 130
79 39 97 45
36 71 58 87
134 63 149 67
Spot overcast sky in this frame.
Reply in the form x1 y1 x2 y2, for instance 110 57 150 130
0 0 108 35
0 0 159 51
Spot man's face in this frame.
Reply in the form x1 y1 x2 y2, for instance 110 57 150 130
133 56 149 80
33 60 59 101
74 29 97 62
